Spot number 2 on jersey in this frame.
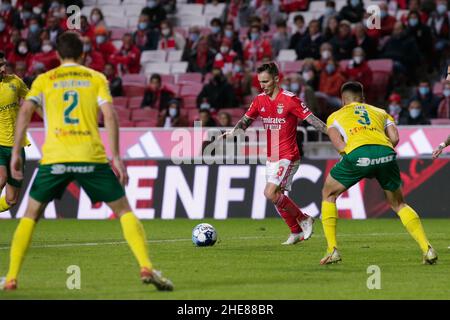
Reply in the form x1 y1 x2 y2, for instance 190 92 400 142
355 109 371 126
63 91 79 124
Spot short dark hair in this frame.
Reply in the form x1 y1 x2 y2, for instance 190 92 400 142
341 81 364 96
256 62 279 77
56 31 83 60
294 14 304 23
150 73 161 82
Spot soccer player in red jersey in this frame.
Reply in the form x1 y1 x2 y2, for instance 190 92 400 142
223 62 328 244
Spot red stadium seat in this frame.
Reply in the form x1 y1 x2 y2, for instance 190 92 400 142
110 28 129 40
123 84 146 98
134 119 159 127
160 74 175 84
280 60 304 73
129 96 143 109
179 83 203 97
433 82 444 95
113 96 128 109
431 118 450 125
114 107 131 120
164 83 181 96
183 96 197 109
119 120 135 127
367 59 393 73
219 108 244 117
176 72 203 84
122 74 147 85
131 108 159 121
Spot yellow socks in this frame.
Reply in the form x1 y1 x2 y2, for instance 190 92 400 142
6 217 36 282
398 206 430 253
321 201 338 253
0 196 11 212
120 212 152 270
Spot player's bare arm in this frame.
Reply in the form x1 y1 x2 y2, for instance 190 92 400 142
328 127 346 154
305 114 328 135
385 124 400 147
100 102 129 186
221 114 254 138
11 100 37 180
432 134 450 159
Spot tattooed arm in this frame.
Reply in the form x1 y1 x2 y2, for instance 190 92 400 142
305 114 328 135
432 134 450 159
221 115 254 138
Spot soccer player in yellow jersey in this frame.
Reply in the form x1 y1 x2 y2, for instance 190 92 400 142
0 32 173 291
319 82 437 265
0 51 30 213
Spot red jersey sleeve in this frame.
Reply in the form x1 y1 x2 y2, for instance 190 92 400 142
290 95 312 120
245 97 260 119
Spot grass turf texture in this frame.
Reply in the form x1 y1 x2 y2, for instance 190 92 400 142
0 218 449 300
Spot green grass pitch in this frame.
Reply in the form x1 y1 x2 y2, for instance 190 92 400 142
0 218 449 300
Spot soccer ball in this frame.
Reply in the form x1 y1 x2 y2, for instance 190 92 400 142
192 223 217 247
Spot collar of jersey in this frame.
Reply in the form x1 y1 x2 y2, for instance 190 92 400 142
61 63 79 67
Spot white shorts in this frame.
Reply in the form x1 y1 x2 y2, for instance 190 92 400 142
266 159 300 192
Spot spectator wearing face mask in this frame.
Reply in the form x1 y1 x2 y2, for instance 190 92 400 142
255 0 281 30
315 42 334 71
409 81 442 118
319 1 337 32
289 73 320 115
197 109 217 127
28 39 59 73
157 99 189 128
223 21 243 59
46 16 64 46
339 0 365 23
344 47 373 93
227 57 252 104
318 58 346 109
141 0 167 30
111 33 141 74
399 99 431 125
353 22 378 60
213 38 237 75
89 8 106 29
329 19 357 61
27 17 43 53
300 58 319 90
427 0 450 70
437 83 450 119
133 13 159 51
157 20 185 51
243 24 272 65
93 26 117 63
0 0 19 27
78 15 95 40
367 1 397 40
207 18 224 53
103 63 123 97
17 2 34 30
406 10 433 72
8 39 32 71
387 92 407 124
186 36 216 75
182 26 201 61
197 67 237 111
81 36 105 72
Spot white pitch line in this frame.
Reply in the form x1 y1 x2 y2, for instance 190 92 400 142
1 232 443 251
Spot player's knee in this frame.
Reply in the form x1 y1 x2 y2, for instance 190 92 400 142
0 176 7 189
6 195 18 207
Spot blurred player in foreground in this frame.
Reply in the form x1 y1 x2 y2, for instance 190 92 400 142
320 81 437 265
223 62 328 244
0 51 29 214
0 32 173 291
432 66 450 158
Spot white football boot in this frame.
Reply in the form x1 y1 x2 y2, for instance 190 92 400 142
282 232 305 245
320 248 342 265
423 246 438 265
298 215 314 240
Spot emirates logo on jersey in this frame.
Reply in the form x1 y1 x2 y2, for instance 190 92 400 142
277 104 284 114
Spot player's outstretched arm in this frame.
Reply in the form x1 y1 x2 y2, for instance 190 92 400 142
220 115 254 139
305 114 328 135
385 124 400 147
432 135 450 159
328 127 347 155
100 102 129 186
11 100 37 180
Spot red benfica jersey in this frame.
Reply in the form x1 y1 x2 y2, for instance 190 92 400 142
245 89 311 161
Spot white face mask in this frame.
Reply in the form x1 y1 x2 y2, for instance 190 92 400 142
18 46 28 54
302 71 313 81
42 44 52 53
200 102 211 110
220 46 229 53
91 14 100 23
161 28 170 36
353 56 363 64
168 108 178 117
321 50 331 60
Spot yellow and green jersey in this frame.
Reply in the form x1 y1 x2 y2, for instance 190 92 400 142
26 63 112 164
326 102 395 154
0 74 30 147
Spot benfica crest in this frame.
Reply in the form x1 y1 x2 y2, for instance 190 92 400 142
277 104 284 114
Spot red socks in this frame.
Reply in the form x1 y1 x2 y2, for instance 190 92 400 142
274 194 307 234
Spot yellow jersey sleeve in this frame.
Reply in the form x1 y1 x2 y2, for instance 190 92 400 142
16 76 29 99
97 73 113 106
25 75 44 106
385 113 395 129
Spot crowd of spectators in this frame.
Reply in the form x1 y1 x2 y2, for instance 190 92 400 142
2 0 450 128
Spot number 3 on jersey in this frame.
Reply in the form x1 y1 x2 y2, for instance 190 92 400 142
355 109 371 125
64 91 79 124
